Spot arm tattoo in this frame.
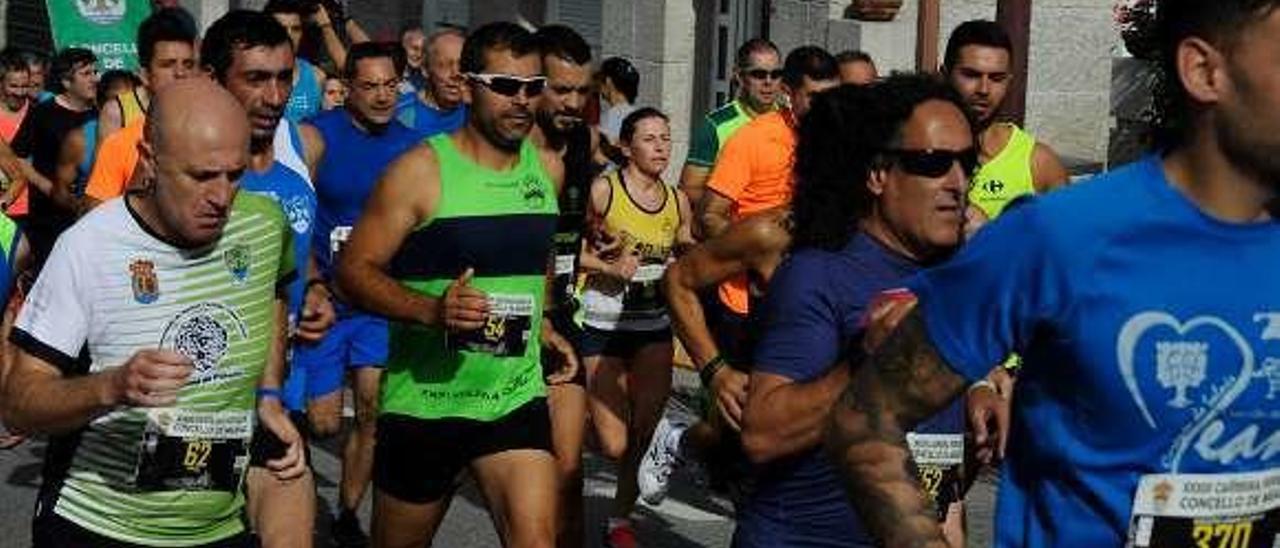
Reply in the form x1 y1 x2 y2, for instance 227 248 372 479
824 309 967 548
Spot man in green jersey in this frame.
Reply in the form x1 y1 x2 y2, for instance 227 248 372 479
336 22 578 548
945 20 1070 220
679 38 781 218
2 80 306 547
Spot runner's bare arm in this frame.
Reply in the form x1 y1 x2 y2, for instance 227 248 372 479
825 307 967 548
260 296 288 392
576 175 625 277
0 140 26 207
335 143 443 326
678 164 710 211
2 348 193 434
664 209 788 369
298 123 325 179
256 295 306 477
97 99 124 144
52 127 85 212
742 365 851 464
698 190 735 240
673 188 697 251
1031 142 1070 192
312 5 350 71
2 357 118 434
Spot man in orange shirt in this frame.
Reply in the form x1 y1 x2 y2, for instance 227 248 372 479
699 46 838 316
80 8 198 213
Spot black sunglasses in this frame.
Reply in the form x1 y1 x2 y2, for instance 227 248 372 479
465 73 547 97
744 68 785 81
882 148 979 178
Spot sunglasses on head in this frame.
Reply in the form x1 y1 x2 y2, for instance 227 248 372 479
465 73 547 97
882 148 979 178
744 68 785 81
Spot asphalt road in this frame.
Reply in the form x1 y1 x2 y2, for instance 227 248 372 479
0 370 734 547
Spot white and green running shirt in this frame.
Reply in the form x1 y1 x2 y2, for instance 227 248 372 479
13 193 294 546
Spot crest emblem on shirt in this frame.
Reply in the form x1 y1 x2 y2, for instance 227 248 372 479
76 0 126 25
520 176 546 210
223 244 251 285
1150 479 1174 512
129 258 159 304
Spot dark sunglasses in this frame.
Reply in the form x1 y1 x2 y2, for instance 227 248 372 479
465 73 547 97
882 148 979 178
744 68 785 81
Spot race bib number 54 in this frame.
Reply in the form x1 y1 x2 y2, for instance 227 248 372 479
446 293 536 357
1127 469 1280 548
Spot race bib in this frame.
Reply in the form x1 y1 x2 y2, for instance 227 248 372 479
329 225 352 257
555 254 577 277
632 263 666 283
133 409 253 493
620 262 667 314
446 293 536 357
907 432 965 522
1127 469 1280 548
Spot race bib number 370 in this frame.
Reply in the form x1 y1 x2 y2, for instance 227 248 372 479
1127 469 1280 548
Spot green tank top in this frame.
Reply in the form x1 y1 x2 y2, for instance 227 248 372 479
382 134 559 422
970 123 1036 219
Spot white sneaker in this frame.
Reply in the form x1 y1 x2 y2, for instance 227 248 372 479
638 417 685 505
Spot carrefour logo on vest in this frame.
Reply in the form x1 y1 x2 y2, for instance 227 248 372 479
77 0 127 25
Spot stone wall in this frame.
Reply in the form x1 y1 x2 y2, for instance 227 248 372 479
602 0 695 183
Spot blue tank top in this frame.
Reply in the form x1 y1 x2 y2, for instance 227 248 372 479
77 120 97 196
285 58 323 123
310 108 420 282
240 122 316 321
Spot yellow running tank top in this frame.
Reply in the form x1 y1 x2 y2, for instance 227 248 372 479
117 89 147 127
970 123 1036 219
580 169 681 332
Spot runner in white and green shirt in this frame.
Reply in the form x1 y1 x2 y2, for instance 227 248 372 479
3 80 307 548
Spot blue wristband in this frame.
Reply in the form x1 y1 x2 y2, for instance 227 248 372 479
256 388 283 401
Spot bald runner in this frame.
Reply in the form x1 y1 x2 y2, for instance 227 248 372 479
2 80 305 547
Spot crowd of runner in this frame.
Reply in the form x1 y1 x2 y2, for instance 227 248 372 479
0 0 1278 547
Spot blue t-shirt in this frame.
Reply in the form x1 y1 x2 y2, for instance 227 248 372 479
911 154 1280 547
285 58 323 124
309 108 420 285
241 126 315 412
742 232 965 548
395 93 466 141
239 133 316 323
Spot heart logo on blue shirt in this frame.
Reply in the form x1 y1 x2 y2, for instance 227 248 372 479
1116 312 1256 472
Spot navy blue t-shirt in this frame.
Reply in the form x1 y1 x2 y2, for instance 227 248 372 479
741 232 965 548
911 154 1280 547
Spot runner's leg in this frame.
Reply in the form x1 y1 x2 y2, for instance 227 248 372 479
247 467 316 548
585 354 631 462
340 367 381 514
547 381 587 548
470 448 559 548
371 490 450 548
613 340 673 519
